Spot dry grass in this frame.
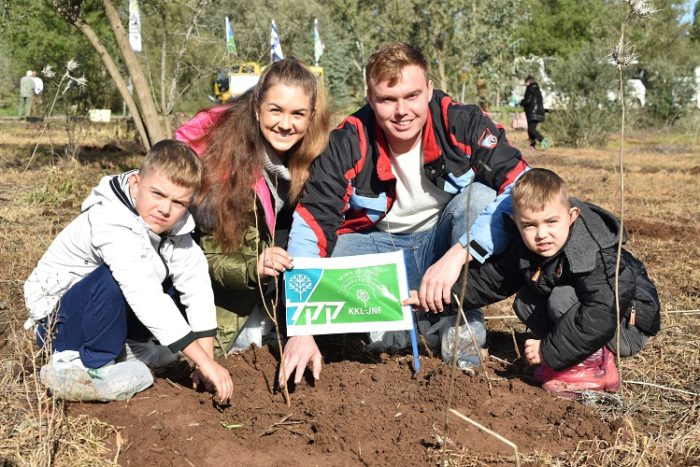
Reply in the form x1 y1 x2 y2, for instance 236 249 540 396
1 119 699 465
0 121 142 466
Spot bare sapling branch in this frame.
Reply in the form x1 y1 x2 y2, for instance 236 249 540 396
252 187 291 406
611 0 657 380
449 408 521 467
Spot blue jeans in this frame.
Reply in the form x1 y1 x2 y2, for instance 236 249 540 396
37 265 181 369
331 183 495 352
332 182 496 290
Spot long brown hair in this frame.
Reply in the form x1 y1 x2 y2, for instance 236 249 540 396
193 58 330 252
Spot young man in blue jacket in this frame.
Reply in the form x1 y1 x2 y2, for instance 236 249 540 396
281 42 529 387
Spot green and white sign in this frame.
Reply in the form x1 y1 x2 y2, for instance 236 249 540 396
284 251 412 336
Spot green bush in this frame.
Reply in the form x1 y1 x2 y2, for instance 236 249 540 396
545 44 619 148
642 62 696 127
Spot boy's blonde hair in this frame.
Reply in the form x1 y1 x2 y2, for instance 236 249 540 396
365 42 429 89
512 168 571 213
139 139 202 192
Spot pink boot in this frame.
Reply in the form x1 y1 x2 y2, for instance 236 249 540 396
533 348 620 398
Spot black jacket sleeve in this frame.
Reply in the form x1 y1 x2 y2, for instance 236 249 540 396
290 123 361 257
459 243 525 309
451 104 526 194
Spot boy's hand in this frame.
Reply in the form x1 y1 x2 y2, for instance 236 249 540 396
402 291 420 307
524 339 543 366
193 359 233 404
278 335 322 389
258 246 293 278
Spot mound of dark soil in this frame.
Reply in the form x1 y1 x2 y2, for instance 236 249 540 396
70 340 618 466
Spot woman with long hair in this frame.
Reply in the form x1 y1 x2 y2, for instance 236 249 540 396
176 58 331 353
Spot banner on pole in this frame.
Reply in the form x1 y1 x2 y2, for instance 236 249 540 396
225 17 237 55
313 17 324 66
284 251 412 336
270 20 284 63
128 0 142 53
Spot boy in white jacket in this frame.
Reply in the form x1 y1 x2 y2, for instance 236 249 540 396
25 140 232 403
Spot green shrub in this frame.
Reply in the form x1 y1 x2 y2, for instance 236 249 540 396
545 44 619 148
642 62 696 127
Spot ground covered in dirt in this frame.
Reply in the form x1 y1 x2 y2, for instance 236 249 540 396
70 336 619 466
2 120 699 466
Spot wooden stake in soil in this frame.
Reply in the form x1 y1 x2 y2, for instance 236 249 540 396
449 409 520 467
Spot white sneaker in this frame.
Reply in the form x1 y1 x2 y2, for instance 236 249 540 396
41 350 153 401
228 307 273 354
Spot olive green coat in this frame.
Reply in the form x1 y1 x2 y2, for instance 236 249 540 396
199 222 274 354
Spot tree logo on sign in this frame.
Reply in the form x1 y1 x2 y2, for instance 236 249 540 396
355 288 370 307
288 273 312 301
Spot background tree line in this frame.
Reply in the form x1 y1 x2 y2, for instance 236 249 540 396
0 0 698 147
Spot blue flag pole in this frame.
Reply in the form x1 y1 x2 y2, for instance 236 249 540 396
405 258 420 375
410 308 421 375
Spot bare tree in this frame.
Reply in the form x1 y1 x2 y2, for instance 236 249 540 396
46 0 165 149
147 0 214 136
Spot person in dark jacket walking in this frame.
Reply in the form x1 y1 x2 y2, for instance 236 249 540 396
407 169 660 398
521 76 550 150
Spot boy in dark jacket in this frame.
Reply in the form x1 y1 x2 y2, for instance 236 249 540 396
411 168 660 397
521 76 549 150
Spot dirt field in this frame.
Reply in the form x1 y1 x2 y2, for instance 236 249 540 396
0 118 698 466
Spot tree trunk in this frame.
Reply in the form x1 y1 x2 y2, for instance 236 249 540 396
102 0 166 146
438 52 448 93
72 17 151 150
160 9 170 136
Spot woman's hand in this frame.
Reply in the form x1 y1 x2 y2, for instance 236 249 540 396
257 246 293 278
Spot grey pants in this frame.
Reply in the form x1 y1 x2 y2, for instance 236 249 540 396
513 286 648 357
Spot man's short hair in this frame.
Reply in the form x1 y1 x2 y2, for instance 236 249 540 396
524 75 535 84
365 42 429 89
139 139 202 192
512 168 570 213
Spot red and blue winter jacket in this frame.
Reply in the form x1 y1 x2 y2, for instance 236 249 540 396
288 90 529 262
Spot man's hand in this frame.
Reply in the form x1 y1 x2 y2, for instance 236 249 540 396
193 359 233 404
524 339 543 366
278 335 322 388
257 246 293 278
418 243 471 312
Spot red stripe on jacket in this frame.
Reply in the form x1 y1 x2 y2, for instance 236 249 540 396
297 204 328 257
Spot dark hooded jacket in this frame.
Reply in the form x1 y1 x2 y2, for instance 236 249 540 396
522 81 545 122
460 198 660 370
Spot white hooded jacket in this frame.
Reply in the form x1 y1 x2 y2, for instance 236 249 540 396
24 170 217 352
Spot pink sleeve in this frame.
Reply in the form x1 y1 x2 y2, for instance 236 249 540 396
174 105 229 156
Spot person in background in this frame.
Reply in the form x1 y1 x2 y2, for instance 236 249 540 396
521 75 550 151
32 70 44 117
19 71 34 118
